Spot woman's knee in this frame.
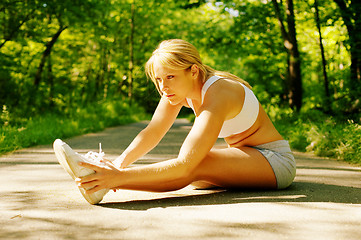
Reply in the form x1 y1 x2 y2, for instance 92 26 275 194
191 149 220 180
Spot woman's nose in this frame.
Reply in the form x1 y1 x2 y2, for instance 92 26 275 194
159 81 168 92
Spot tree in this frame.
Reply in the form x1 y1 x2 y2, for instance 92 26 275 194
332 0 361 113
1 0 354 119
271 0 302 111
28 0 104 108
0 0 38 49
34 25 68 88
128 0 135 102
314 0 331 112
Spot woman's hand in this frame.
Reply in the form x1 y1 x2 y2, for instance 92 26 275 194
112 156 130 169
75 159 121 194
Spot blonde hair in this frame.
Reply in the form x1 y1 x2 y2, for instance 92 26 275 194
145 39 251 94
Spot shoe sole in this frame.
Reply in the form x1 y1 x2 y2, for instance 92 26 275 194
53 139 108 204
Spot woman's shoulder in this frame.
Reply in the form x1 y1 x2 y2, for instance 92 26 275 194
201 78 246 119
205 78 246 102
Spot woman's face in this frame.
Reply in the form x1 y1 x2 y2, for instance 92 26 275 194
153 61 195 105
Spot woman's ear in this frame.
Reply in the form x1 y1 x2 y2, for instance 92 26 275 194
191 64 199 78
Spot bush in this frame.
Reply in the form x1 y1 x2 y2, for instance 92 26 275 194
273 108 361 165
0 99 149 155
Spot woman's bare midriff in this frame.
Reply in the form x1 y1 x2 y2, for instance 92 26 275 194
224 104 283 148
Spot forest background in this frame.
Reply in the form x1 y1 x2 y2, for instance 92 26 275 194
0 0 360 164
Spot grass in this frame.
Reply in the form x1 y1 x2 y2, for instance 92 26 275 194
0 99 149 155
188 105 361 165
271 108 361 165
189 105 361 165
1 100 360 166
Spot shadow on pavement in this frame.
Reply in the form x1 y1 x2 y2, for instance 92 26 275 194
100 181 361 211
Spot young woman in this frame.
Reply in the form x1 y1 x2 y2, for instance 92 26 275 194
54 39 296 204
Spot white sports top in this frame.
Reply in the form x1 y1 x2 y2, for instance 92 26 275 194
186 76 260 138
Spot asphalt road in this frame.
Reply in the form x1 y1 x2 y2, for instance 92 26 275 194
1 119 361 240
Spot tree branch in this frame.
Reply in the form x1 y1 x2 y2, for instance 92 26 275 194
271 0 290 44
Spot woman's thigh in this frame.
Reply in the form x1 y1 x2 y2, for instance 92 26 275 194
193 146 277 189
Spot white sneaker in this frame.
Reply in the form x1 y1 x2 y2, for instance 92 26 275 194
53 139 109 204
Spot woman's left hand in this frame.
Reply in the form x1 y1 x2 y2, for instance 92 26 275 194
75 159 121 194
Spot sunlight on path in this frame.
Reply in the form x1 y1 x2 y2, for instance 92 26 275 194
1 119 361 240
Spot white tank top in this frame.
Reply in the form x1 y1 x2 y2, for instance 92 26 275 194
186 76 260 138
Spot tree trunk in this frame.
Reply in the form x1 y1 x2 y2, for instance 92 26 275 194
128 0 135 103
0 7 36 49
333 0 361 112
34 25 67 88
47 52 55 108
271 0 302 111
286 0 302 111
349 3 361 110
314 0 331 111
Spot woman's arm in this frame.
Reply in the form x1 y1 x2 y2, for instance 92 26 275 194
114 96 182 168
78 96 228 192
78 81 239 193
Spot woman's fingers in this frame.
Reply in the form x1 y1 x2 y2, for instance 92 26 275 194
75 159 120 192
84 185 103 194
77 179 95 189
75 175 104 193
100 158 118 170
75 174 96 184
78 161 101 171
100 158 111 163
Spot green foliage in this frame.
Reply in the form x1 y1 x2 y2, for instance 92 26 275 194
0 0 359 163
0 99 148 154
0 0 356 115
273 108 361 165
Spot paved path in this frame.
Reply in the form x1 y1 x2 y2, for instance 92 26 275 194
1 119 361 240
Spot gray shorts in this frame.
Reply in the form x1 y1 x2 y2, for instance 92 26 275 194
253 140 296 189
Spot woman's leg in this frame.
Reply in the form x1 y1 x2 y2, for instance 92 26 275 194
192 146 277 189
118 146 277 192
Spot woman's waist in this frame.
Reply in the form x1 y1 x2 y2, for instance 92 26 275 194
225 128 284 148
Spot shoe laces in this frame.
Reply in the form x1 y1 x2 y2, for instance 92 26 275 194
83 143 105 164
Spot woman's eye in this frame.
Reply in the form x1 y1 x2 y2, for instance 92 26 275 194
167 75 174 79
